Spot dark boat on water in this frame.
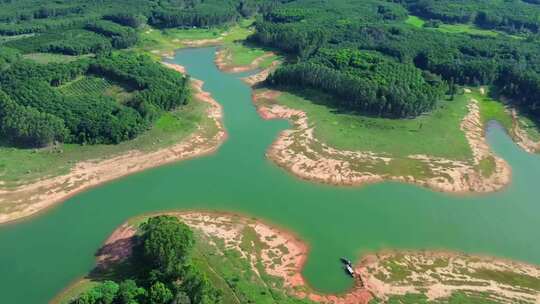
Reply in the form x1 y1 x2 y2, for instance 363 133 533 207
340 257 354 277
340 257 352 266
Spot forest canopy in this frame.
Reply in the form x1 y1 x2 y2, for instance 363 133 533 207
0 48 189 147
3 0 540 147
252 0 540 119
69 216 222 304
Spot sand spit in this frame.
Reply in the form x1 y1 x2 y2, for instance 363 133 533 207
251 89 511 193
100 212 540 304
0 64 226 224
214 48 276 73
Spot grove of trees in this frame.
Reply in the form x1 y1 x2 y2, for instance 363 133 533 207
70 216 222 304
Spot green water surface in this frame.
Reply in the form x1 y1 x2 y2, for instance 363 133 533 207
1 47 539 303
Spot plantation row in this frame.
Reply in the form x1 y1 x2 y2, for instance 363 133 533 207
58 76 113 99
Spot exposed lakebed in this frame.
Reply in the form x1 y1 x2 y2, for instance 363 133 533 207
1 47 540 303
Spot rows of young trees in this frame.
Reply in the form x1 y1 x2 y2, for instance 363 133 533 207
71 216 222 304
251 0 540 120
0 47 189 147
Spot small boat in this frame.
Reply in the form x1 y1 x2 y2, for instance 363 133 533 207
345 264 355 277
340 257 352 266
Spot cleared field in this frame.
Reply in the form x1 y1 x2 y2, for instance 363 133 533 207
406 15 507 38
274 89 472 161
58 76 134 103
23 53 91 64
436 23 499 37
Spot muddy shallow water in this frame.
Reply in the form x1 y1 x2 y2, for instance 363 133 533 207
1 47 539 303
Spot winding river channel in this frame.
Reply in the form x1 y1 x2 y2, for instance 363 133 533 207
1 47 540 303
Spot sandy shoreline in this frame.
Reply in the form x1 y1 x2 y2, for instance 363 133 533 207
95 211 540 304
245 66 511 193
0 64 226 225
510 109 540 153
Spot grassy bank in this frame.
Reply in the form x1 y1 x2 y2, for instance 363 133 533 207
0 89 212 188
273 89 472 161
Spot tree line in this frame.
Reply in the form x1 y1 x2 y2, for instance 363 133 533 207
251 0 540 120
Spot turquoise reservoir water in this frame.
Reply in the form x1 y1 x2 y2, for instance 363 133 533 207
0 47 539 303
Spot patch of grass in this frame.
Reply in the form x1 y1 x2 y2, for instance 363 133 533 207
436 23 499 37
471 268 540 291
273 89 472 161
475 90 513 131
406 15 522 39
23 52 91 64
382 259 412 282
478 156 496 178
225 43 267 66
405 15 425 28
0 88 211 187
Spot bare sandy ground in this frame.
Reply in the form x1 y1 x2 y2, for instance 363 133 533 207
360 251 540 303
214 48 276 73
99 212 540 304
0 64 226 224
247 66 511 193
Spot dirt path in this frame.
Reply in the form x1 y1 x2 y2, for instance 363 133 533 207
0 64 226 224
247 66 511 193
99 212 540 304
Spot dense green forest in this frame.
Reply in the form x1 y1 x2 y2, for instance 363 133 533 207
3 0 540 143
0 48 189 147
70 216 221 304
0 0 285 148
252 0 540 119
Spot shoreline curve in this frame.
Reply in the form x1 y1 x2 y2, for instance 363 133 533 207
0 63 226 225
